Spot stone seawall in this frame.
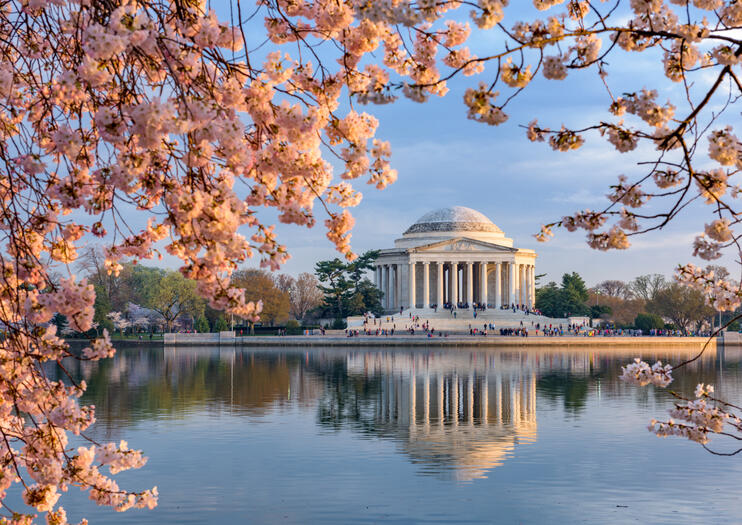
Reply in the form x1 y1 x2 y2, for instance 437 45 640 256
164 333 717 349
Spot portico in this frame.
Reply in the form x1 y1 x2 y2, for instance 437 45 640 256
374 207 536 312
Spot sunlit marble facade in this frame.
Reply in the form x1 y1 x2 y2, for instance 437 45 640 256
374 207 537 313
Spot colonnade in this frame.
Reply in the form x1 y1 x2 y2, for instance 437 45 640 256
377 370 537 428
374 260 535 312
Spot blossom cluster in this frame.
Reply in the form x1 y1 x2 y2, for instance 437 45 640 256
647 383 740 445
1 0 742 521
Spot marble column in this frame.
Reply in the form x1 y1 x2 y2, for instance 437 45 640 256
390 264 396 309
494 262 501 308
447 263 452 304
408 261 416 309
527 265 533 307
531 265 536 307
436 261 444 307
480 262 488 306
451 263 459 306
508 262 515 307
466 262 474 307
392 264 397 310
518 264 526 306
422 262 430 309
383 265 390 309
396 264 403 311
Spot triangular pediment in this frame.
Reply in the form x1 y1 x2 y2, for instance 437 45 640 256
411 237 516 253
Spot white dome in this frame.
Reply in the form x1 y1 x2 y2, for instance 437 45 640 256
394 206 512 249
405 206 502 235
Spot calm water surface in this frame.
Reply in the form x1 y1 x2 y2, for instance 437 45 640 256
46 344 742 523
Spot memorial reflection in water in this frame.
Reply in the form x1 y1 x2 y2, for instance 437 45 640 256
44 344 736 524
61 345 720 484
343 353 537 480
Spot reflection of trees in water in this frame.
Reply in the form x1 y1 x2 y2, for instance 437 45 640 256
533 349 730 414
60 344 742 469
57 347 321 439
537 373 592 414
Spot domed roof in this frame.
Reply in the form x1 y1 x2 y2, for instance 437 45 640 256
404 206 502 235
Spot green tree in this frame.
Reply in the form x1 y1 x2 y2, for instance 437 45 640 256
535 282 562 318
232 269 290 326
315 258 354 317
314 251 382 317
589 304 612 319
194 316 210 334
647 283 715 334
535 273 591 318
560 273 590 317
51 313 68 334
143 270 205 332
214 317 229 332
92 283 114 335
634 312 665 331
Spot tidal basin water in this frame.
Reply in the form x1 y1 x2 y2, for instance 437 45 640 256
49 344 742 524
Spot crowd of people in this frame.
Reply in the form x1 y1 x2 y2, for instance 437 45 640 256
343 313 709 338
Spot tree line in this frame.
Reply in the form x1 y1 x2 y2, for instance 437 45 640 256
536 267 729 334
73 248 324 335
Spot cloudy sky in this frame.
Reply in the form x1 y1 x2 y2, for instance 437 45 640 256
107 3 736 288
241 4 739 287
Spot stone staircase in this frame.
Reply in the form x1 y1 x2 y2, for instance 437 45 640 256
348 308 571 334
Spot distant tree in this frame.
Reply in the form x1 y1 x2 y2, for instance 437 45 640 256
647 283 715 334
232 269 290 326
92 283 114 335
535 282 562 318
214 317 229 332
144 271 205 332
560 273 590 317
346 250 380 288
315 251 381 318
704 265 731 282
354 279 384 316
634 313 665 332
536 273 591 318
629 274 667 303
588 291 645 327
107 311 131 335
51 313 68 335
315 258 353 317
589 304 612 319
194 317 210 334
274 274 295 295
289 273 323 321
594 280 632 299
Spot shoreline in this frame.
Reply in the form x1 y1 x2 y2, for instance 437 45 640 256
162 335 718 348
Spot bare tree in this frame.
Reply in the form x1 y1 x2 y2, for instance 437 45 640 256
594 280 632 299
274 274 295 295
629 274 667 303
290 273 323 321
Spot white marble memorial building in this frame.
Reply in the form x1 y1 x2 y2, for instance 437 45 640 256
374 207 536 313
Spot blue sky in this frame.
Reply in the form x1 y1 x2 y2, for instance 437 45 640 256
246 18 738 287
106 3 740 288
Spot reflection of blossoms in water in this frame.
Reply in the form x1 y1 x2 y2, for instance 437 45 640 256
620 358 673 387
